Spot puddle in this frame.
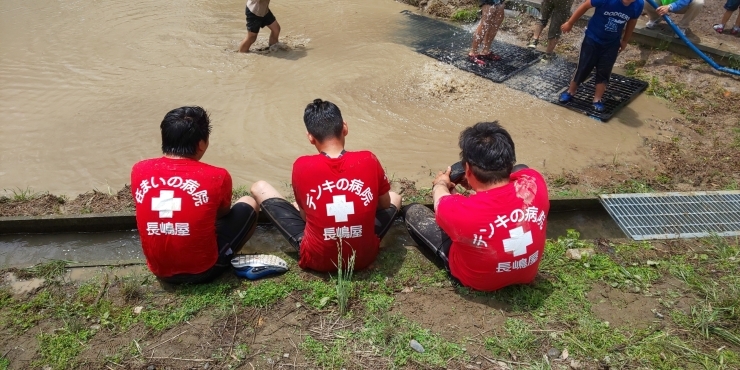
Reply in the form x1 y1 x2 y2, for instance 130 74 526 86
0 0 677 197
3 273 45 295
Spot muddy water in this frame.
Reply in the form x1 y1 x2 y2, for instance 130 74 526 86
0 0 677 196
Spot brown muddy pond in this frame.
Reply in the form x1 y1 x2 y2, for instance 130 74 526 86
0 0 678 197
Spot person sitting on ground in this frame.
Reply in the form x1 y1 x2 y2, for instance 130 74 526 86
239 0 281 53
527 0 576 58
131 106 259 284
250 99 401 273
644 0 704 37
402 122 550 292
468 0 507 66
559 0 643 112
713 0 740 34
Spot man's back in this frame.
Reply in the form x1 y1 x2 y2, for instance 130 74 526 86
292 150 390 272
131 157 232 277
437 168 550 291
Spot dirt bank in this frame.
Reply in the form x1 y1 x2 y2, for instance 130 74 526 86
1 233 738 369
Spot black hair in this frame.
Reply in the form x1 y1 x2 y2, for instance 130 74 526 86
303 99 344 142
160 106 212 157
459 121 516 184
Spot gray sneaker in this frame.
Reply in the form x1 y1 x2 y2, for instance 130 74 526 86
527 38 539 49
645 19 662 29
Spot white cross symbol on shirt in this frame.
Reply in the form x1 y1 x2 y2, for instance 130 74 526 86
502 226 533 257
326 195 355 223
151 190 182 218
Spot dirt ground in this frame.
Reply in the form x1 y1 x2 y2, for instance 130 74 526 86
1 235 738 369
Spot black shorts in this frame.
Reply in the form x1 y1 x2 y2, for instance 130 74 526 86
260 197 398 251
573 36 620 86
158 202 258 285
480 0 505 6
246 8 276 34
402 204 452 269
401 204 463 285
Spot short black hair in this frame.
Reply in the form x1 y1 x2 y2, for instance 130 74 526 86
160 106 212 157
303 99 344 142
459 121 516 184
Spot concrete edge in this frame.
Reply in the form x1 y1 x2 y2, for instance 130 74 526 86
0 198 605 235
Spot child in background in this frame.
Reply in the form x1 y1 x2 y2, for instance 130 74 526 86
527 0 575 58
559 0 643 112
713 0 740 34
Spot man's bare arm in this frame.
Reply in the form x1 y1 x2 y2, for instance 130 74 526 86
432 167 453 212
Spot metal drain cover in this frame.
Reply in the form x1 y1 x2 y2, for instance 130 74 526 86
599 191 740 240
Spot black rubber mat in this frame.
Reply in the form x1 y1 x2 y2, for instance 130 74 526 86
420 42 543 83
397 11 647 121
555 74 648 121
503 56 576 103
396 10 469 51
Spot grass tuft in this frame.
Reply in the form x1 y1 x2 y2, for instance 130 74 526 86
451 7 478 23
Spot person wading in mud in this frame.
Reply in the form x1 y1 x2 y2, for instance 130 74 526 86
402 122 550 292
131 106 259 284
239 0 281 53
469 0 507 66
249 99 401 273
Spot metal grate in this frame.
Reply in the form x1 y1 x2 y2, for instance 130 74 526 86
555 74 648 121
599 192 740 240
420 43 542 83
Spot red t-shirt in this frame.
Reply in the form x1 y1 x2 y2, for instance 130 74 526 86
437 168 550 291
130 157 232 277
292 151 391 272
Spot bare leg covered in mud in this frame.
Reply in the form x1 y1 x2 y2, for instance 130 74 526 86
469 3 506 64
238 32 259 53
238 21 281 53
267 20 281 47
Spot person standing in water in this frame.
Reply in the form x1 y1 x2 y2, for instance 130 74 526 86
239 0 281 53
468 0 507 66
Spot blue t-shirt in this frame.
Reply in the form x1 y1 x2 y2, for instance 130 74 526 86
585 0 644 46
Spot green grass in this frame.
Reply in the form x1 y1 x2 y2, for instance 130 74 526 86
485 318 541 356
450 7 478 23
3 187 36 201
603 179 653 194
232 185 251 200
141 282 233 331
401 186 432 205
335 247 356 315
646 75 696 102
36 327 94 370
0 357 8 370
359 311 466 367
2 231 739 369
23 260 69 280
